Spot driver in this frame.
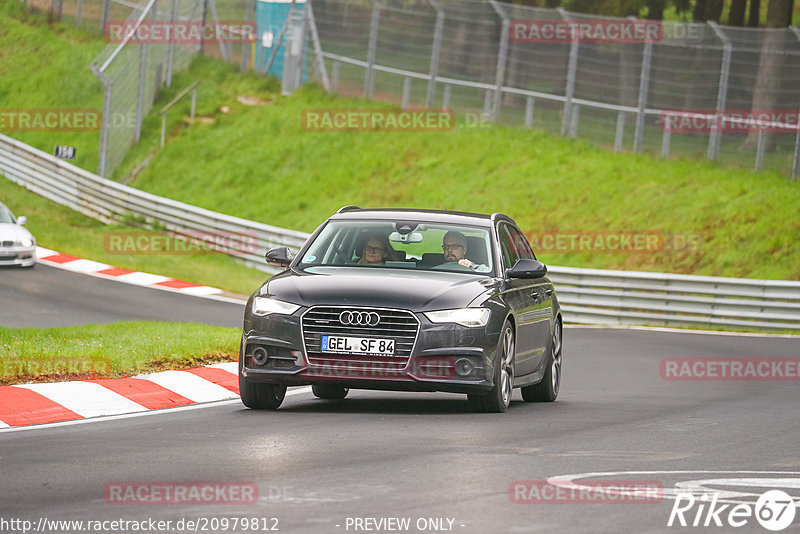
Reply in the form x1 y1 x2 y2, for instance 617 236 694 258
442 231 489 272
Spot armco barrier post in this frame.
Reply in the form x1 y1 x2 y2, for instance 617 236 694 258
426 0 444 108
364 0 381 99
708 22 732 160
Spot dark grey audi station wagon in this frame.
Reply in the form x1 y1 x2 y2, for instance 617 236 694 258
240 208 562 413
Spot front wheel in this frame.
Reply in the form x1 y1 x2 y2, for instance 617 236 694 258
239 376 286 409
522 319 561 402
468 320 514 413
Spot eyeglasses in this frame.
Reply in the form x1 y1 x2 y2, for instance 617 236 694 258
443 243 466 251
365 246 386 254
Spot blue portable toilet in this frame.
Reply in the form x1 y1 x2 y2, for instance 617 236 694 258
255 0 308 81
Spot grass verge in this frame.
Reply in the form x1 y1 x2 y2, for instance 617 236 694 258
0 321 240 385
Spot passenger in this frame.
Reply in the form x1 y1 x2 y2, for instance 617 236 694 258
442 231 490 272
358 233 394 265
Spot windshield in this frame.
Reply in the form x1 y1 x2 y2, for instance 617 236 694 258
298 220 494 275
0 205 15 224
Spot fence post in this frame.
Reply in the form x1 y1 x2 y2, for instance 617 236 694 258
426 0 444 108
569 104 580 137
93 67 113 177
135 6 153 143
207 0 230 62
442 84 452 110
483 90 492 119
76 0 83 26
488 0 509 123
614 111 625 152
558 8 579 137
241 0 256 72
794 112 800 180
166 0 177 87
755 129 766 170
305 0 331 91
661 114 671 158
634 37 653 153
401 78 412 109
101 0 111 32
364 0 381 99
525 97 534 128
708 22 732 160
331 61 340 92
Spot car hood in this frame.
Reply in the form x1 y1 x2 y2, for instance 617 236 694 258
0 223 33 242
264 267 498 311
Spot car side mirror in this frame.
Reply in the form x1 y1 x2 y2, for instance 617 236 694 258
17 216 27 225
265 246 293 268
505 259 547 279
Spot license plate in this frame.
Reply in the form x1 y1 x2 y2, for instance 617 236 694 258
321 335 395 356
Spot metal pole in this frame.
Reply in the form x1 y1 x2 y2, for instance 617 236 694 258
442 84 451 110
76 0 83 26
569 104 580 137
755 129 766 170
241 0 255 72
614 111 625 152
426 0 444 108
525 97 534 128
483 90 492 119
708 22 732 160
306 0 331 91
331 61 340 92
793 112 800 180
161 113 167 147
207 0 230 62
102 0 110 33
364 1 381 98
93 67 113 177
634 40 653 153
191 86 197 119
136 4 153 142
559 8 579 137
264 9 291 75
488 0 509 123
401 77 411 110
661 120 671 158
166 0 177 87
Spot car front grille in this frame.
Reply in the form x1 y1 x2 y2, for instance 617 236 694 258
302 306 419 366
1 241 13 248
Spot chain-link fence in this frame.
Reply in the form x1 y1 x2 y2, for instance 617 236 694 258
310 0 800 178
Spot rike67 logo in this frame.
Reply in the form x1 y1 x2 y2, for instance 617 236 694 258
669 490 796 531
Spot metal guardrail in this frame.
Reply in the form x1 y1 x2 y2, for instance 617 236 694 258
0 133 309 272
2 132 799 330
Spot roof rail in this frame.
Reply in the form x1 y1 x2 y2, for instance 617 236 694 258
337 205 364 214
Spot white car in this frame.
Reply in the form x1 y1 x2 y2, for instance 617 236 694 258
0 202 36 268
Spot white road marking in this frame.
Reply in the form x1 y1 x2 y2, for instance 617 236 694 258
54 259 112 274
0 387 313 433
14 381 148 418
177 285 224 296
0 421 9 428
115 272 172 285
134 370 238 403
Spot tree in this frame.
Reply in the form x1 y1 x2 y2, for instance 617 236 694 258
693 0 724 21
749 0 762 25
742 0 794 150
729 0 748 25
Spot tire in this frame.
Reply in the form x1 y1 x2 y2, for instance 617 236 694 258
468 320 514 413
239 375 286 409
522 318 562 403
312 384 349 400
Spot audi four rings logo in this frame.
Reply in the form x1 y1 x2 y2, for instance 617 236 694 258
339 311 381 326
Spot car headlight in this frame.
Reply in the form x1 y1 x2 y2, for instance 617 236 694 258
425 308 491 327
20 238 34 248
252 296 300 317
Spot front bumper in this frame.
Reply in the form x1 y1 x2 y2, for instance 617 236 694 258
240 306 502 395
0 245 36 267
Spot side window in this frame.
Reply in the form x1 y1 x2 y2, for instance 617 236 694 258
510 227 535 260
498 225 521 269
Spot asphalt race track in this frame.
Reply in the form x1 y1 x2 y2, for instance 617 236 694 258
2 266 799 533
